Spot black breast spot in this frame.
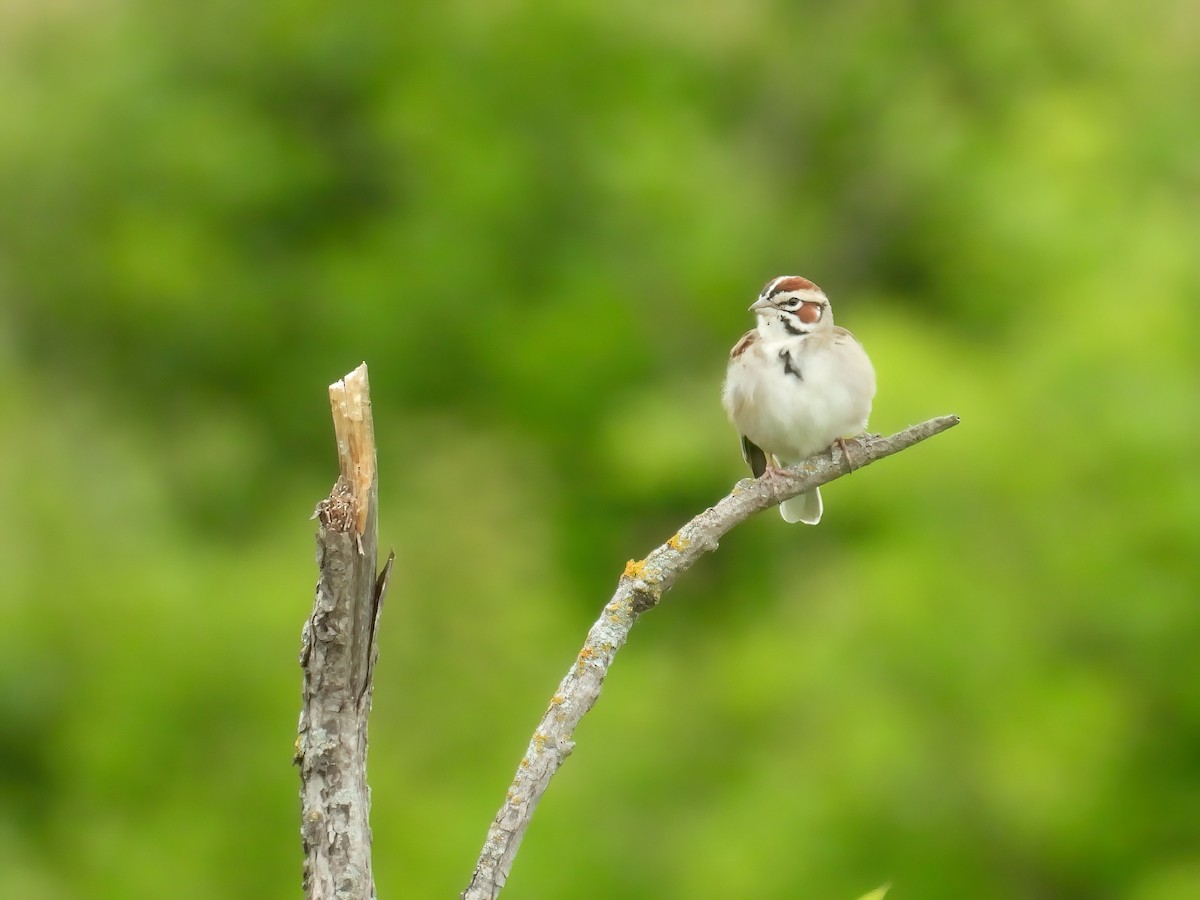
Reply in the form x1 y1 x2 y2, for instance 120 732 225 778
779 349 803 381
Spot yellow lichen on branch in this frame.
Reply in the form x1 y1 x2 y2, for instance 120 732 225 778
667 533 691 551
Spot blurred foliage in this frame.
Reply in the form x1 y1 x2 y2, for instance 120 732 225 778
2 0 1199 897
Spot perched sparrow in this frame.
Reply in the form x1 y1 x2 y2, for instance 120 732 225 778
722 275 876 524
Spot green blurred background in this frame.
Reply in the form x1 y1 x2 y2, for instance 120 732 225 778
2 1 1198 897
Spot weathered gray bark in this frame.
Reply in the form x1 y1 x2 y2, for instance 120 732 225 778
297 363 393 900
461 415 960 900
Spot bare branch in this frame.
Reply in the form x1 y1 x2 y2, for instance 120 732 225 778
297 363 394 900
461 414 960 899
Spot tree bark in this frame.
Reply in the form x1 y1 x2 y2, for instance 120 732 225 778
297 363 394 900
462 415 960 899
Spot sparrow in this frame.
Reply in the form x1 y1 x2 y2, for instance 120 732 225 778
722 275 876 524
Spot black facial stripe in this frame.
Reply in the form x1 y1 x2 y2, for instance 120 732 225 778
779 348 803 381
781 316 805 336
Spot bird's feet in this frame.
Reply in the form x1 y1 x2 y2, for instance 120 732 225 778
762 461 792 480
834 436 860 473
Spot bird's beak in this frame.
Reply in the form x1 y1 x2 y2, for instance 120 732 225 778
748 296 773 313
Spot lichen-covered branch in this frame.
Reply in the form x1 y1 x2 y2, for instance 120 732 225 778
297 363 394 900
461 414 960 899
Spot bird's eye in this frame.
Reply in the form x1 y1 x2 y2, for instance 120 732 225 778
798 302 822 325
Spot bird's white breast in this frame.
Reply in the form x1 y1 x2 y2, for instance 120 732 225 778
723 332 874 464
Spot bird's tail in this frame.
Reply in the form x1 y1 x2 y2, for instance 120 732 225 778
780 487 822 525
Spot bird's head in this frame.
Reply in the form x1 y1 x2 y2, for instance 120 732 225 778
750 275 832 341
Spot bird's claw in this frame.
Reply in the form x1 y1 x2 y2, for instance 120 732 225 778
835 436 857 473
762 462 791 480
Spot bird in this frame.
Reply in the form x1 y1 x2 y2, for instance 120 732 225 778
722 275 876 524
